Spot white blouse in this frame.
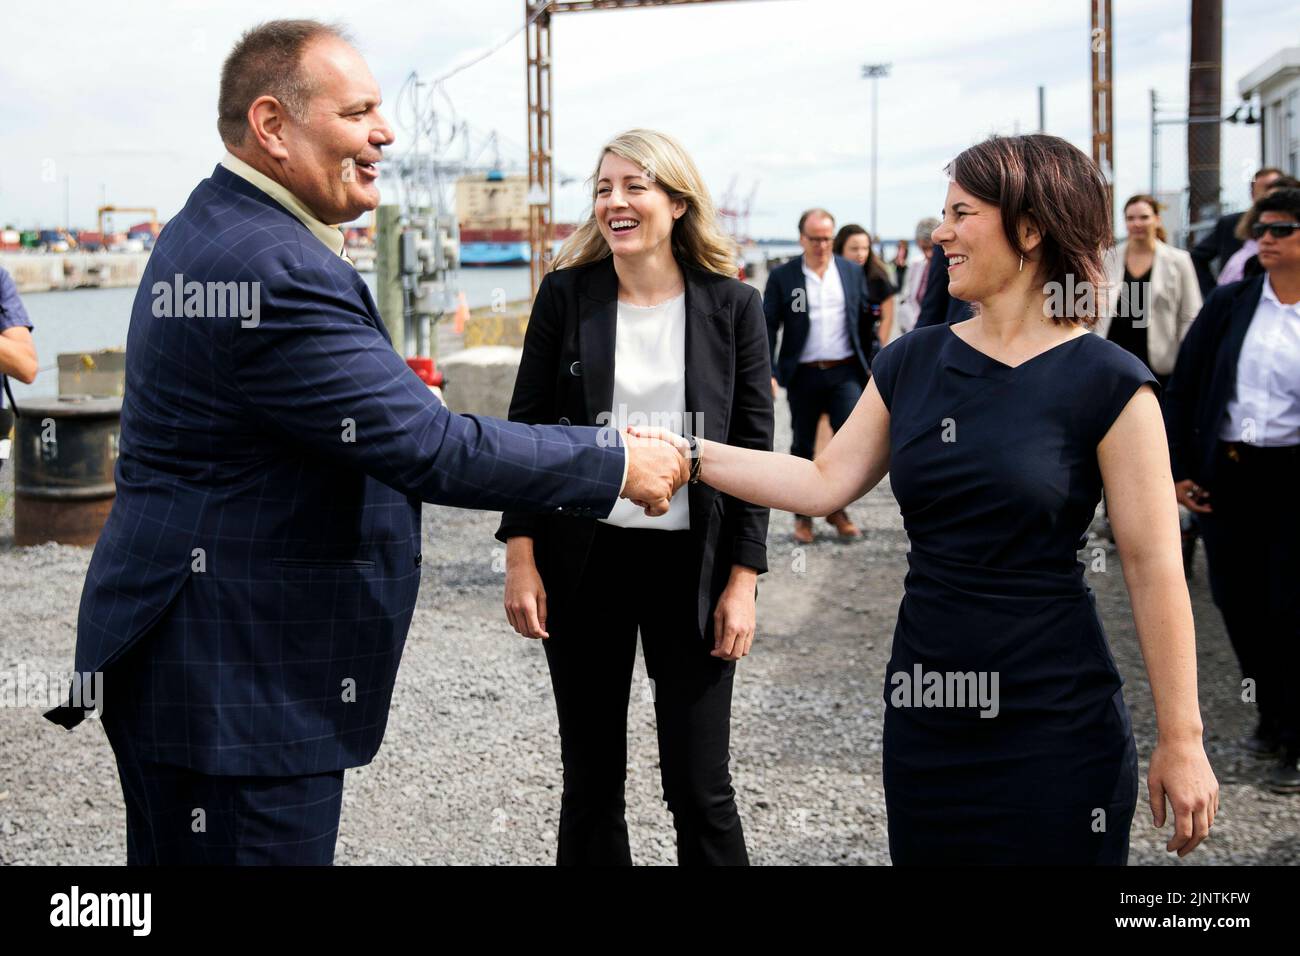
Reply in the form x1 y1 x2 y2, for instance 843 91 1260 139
600 292 690 530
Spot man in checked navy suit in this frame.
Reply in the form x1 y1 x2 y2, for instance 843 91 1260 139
44 19 688 865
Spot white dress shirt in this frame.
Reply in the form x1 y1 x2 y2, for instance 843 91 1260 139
601 293 689 530
1219 275 1300 446
798 259 853 363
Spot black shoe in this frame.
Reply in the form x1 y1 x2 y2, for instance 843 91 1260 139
1241 729 1282 759
1265 754 1300 794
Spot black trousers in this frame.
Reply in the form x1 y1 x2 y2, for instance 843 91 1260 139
1198 441 1300 756
542 522 748 865
787 362 866 522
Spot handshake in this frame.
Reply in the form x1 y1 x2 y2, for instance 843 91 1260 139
618 427 695 516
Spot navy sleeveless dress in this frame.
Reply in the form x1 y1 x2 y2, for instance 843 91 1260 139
870 323 1157 865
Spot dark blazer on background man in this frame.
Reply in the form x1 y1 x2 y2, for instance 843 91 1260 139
762 253 873 387
1164 274 1266 490
495 255 774 640
45 164 628 777
1190 212 1246 296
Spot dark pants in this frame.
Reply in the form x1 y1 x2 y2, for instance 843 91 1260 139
1198 441 1300 756
787 362 866 521
100 670 345 865
543 522 748 865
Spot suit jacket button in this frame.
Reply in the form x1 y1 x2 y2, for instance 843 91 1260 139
569 361 582 377
414 553 422 566
558 416 571 426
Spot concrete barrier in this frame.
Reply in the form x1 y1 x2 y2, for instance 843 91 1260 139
439 346 523 419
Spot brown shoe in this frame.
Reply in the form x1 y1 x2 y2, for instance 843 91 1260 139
793 516 815 544
826 509 861 539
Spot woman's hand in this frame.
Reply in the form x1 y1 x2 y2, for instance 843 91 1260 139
504 544 549 639
1148 737 1219 857
712 568 757 661
1174 479 1212 514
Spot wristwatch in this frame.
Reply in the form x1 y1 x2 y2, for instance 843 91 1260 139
684 434 702 484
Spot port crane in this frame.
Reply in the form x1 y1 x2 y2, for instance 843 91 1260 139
97 206 159 237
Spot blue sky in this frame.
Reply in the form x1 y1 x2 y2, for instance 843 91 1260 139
1 0 1293 240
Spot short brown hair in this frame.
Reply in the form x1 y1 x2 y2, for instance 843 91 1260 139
217 19 351 147
947 134 1112 327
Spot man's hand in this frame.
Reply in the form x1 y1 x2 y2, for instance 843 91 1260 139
621 429 689 516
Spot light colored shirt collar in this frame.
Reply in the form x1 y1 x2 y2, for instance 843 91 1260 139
801 256 838 283
1262 274 1300 315
220 151 348 260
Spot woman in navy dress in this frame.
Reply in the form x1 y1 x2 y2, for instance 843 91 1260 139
631 134 1218 864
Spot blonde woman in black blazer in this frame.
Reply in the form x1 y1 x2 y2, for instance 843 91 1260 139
495 129 774 865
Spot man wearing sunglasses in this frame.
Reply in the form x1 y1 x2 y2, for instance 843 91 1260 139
1165 187 1300 795
763 209 875 543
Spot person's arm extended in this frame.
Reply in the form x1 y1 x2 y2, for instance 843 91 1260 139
227 263 638 515
634 375 891 518
0 327 37 384
1099 385 1218 857
497 274 566 546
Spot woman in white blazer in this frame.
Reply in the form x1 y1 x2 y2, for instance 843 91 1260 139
1094 194 1202 386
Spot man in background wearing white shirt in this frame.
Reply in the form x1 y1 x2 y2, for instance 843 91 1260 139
763 209 874 544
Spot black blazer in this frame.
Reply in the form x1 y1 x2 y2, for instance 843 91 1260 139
1190 212 1246 296
495 255 774 640
762 254 873 387
1164 274 1266 489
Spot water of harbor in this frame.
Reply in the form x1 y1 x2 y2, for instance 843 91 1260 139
9 267 533 400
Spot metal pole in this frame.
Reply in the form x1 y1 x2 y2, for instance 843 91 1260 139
1150 89 1158 195
871 75 879 238
861 63 890 240
1038 85 1045 133
1187 0 1223 230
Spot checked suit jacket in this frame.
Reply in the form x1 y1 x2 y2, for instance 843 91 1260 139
44 164 627 776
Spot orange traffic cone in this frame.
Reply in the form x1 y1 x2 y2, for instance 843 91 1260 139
453 291 470 335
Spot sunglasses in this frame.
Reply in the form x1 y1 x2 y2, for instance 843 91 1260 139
1251 221 1300 240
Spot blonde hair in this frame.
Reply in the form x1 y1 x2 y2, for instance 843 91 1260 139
552 128 738 276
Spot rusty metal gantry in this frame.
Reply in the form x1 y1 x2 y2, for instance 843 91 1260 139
1090 0 1114 214
525 0 744 299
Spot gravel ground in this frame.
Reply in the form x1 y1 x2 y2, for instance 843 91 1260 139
1 395 1298 866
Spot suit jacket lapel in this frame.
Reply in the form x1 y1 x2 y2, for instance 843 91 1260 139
1221 275 1265 383
577 257 619 421
834 254 867 364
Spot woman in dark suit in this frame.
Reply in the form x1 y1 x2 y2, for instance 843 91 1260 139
495 128 774 865
1165 187 1300 794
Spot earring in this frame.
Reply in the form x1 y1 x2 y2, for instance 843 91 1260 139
1018 255 1024 272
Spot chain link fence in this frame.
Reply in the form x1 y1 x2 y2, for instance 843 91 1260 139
1151 92 1262 250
